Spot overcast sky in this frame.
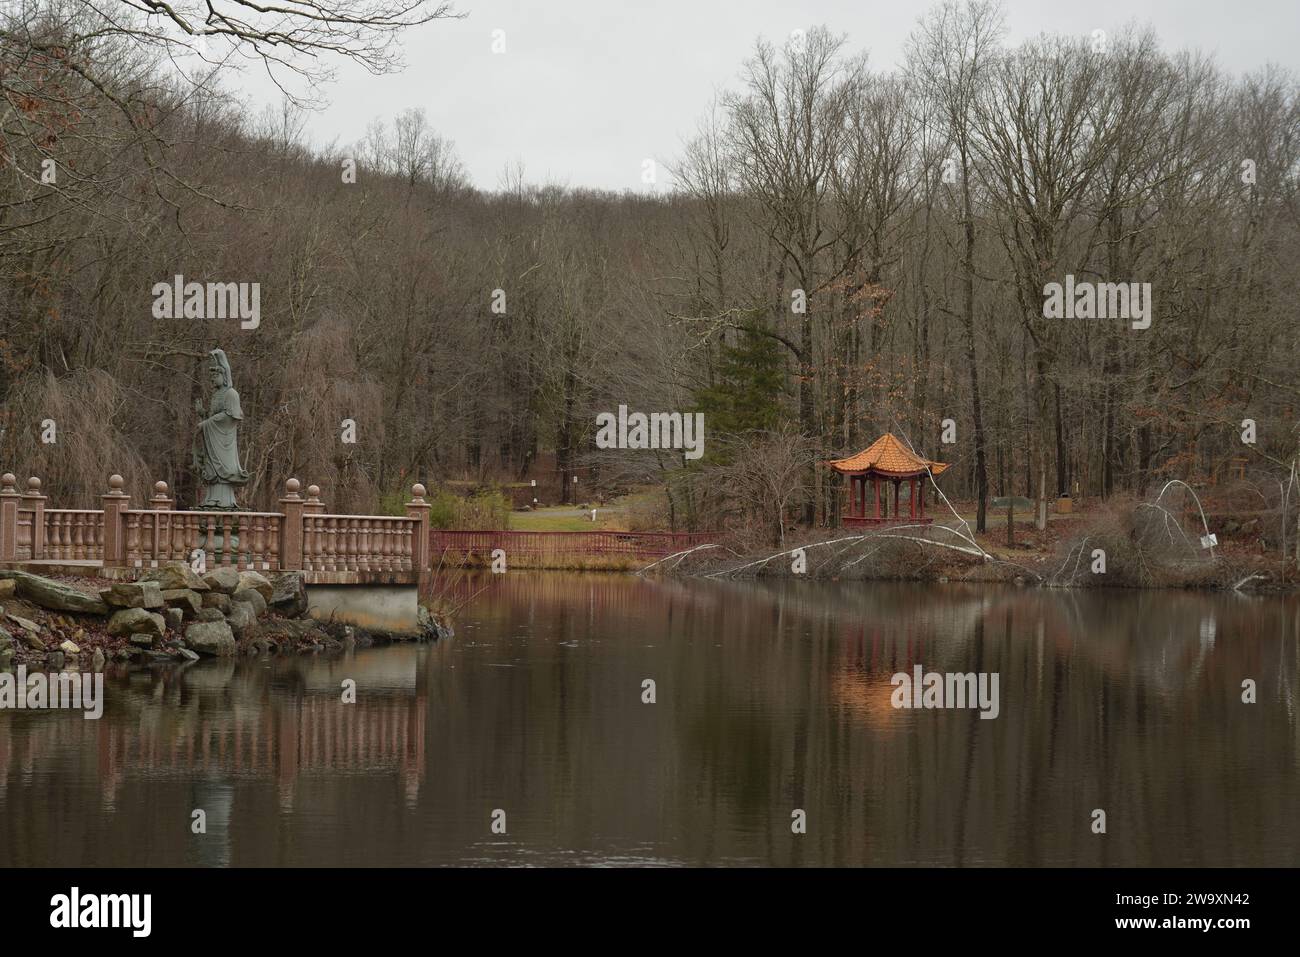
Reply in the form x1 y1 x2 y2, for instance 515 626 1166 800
231 0 1300 192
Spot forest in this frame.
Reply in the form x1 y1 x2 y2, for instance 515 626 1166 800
1 0 1297 540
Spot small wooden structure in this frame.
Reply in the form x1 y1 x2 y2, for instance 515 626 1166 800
827 433 949 526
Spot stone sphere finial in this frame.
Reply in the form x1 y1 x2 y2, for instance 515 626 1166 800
154 481 169 494
286 477 301 495
306 484 321 501
26 476 41 492
412 483 427 500
1 473 16 493
108 474 125 492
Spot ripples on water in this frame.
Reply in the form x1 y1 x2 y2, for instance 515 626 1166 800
1 574 1296 866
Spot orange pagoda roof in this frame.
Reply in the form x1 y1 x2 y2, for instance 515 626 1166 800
826 433 949 478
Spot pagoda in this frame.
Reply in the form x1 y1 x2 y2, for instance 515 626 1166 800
826 433 949 526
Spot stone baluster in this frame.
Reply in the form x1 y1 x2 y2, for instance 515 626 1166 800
345 518 359 571
268 516 281 570
251 514 266 567
171 507 187 562
73 511 86 561
46 512 61 561
124 512 140 566
324 516 337 572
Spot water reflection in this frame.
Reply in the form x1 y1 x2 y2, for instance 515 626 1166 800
1 574 1296 866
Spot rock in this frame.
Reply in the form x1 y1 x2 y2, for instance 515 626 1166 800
15 628 45 652
231 588 267 617
99 581 165 609
417 605 454 641
7 612 41 633
227 600 260 640
128 633 155 648
91 649 105 671
59 639 80 655
201 567 242 594
236 570 274 602
269 571 308 618
107 608 166 639
184 620 236 657
164 607 184 632
262 618 321 640
0 580 15 599
46 651 64 669
0 571 110 614
201 592 232 614
196 607 226 623
161 589 203 618
0 626 10 651
176 647 200 662
140 562 210 592
111 649 132 661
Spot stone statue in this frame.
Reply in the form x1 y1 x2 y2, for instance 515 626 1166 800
192 348 250 509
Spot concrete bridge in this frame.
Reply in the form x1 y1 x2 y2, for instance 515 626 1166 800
0 474 434 633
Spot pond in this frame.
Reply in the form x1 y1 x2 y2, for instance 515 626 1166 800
1 573 1296 866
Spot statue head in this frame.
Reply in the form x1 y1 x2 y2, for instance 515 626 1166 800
208 349 233 390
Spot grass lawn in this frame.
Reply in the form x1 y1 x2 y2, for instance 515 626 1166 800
509 507 617 532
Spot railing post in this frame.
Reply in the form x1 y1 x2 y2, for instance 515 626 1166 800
0 473 20 563
279 478 304 570
304 484 325 516
406 483 432 592
150 480 173 510
101 474 130 568
22 476 46 560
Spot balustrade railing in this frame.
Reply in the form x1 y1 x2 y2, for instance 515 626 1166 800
302 514 417 574
124 509 283 571
43 510 107 562
0 473 434 588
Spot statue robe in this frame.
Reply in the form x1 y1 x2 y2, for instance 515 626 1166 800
194 386 250 490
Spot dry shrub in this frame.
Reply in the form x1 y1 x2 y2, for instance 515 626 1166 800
254 317 385 512
684 526 966 581
0 369 152 506
1052 491 1215 588
623 493 670 532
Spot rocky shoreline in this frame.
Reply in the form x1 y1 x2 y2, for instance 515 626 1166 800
0 563 451 672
